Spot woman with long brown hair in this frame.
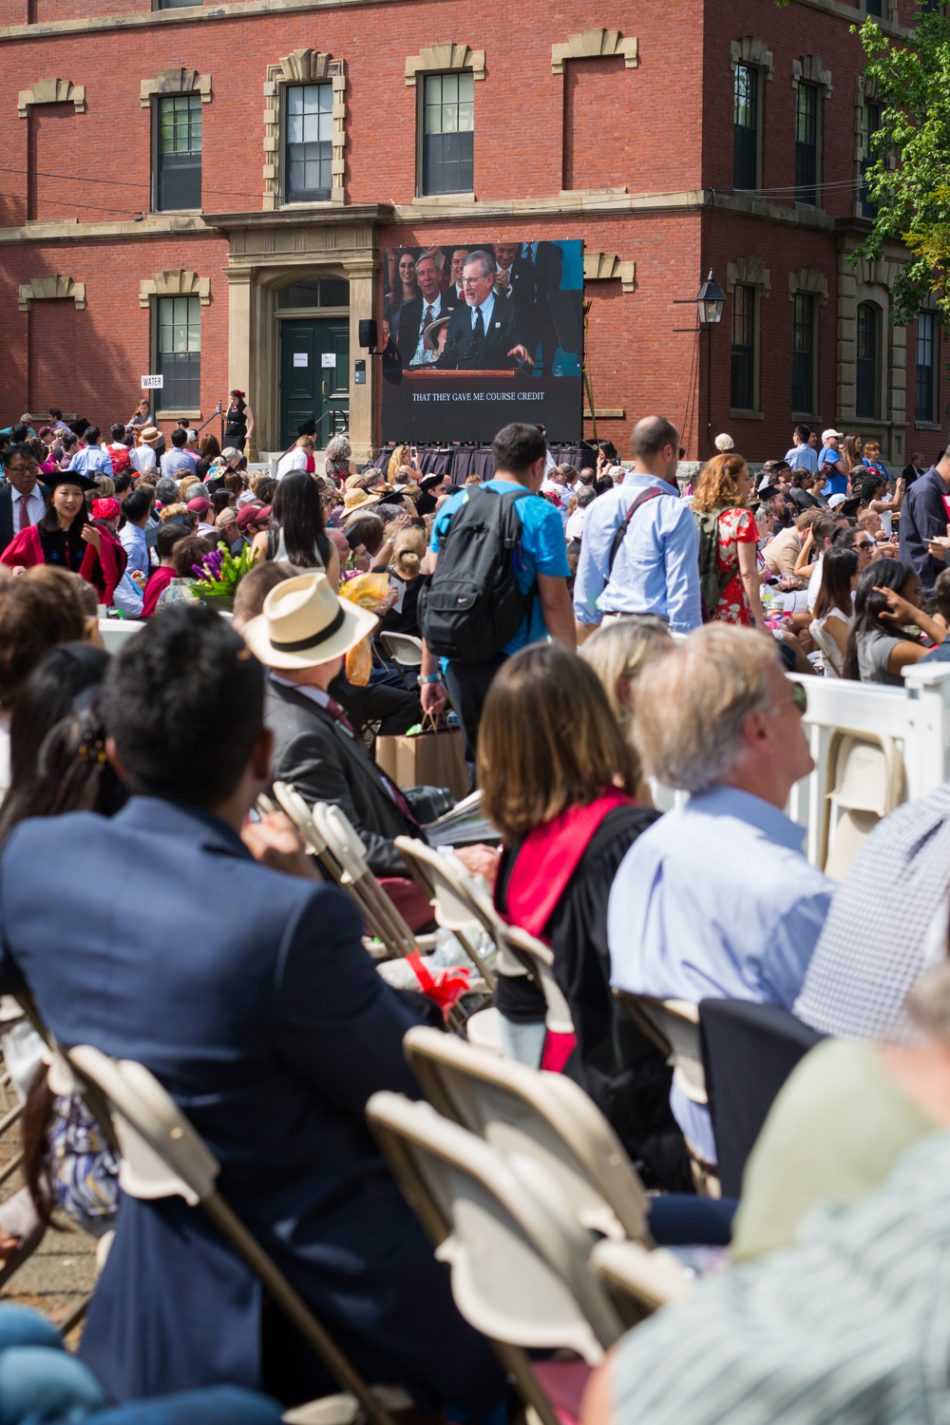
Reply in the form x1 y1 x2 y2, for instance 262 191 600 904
691 451 764 626
478 641 690 1188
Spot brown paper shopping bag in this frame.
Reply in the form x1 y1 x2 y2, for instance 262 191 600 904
376 713 469 801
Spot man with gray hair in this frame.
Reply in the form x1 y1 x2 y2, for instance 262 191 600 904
438 250 532 370
574 415 702 639
607 624 832 1163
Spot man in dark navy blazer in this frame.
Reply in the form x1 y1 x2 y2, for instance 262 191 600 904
438 249 533 371
0 444 49 554
0 604 504 1410
391 250 458 369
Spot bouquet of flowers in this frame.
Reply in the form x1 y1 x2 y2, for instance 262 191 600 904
190 541 259 607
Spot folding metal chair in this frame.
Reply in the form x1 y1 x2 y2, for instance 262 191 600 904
64 1044 403 1425
402 1025 650 1242
590 1239 692 1330
819 728 905 880
392 837 496 989
366 1091 624 1425
377 633 423 671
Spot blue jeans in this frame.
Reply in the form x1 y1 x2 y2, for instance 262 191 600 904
0 1307 282 1425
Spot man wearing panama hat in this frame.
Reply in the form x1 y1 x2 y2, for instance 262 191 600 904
245 572 429 878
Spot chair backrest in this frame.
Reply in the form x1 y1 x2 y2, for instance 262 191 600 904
366 1091 623 1364
403 1026 649 1241
698 998 824 1197
392 837 497 988
615 992 706 1105
66 1045 219 1205
379 632 424 668
501 926 572 1035
819 728 904 879
590 1240 691 1330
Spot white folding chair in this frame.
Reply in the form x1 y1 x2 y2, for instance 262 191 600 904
819 728 904 880
65 1044 402 1425
393 837 496 989
366 1091 624 1425
378 633 423 671
590 1239 692 1329
403 1026 650 1242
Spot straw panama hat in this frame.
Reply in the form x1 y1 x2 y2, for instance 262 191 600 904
341 488 381 521
139 426 162 448
242 571 377 670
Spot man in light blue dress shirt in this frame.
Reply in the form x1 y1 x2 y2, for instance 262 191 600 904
574 416 701 638
608 624 832 1163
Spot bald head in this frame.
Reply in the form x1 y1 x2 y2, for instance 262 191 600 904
630 416 680 483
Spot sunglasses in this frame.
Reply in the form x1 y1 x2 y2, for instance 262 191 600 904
853 540 874 551
768 681 808 717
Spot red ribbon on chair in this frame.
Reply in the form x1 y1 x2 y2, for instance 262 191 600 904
406 950 472 1017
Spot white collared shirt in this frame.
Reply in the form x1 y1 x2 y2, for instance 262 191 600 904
471 291 496 330
10 486 45 532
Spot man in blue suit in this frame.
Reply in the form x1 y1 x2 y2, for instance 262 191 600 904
0 604 504 1411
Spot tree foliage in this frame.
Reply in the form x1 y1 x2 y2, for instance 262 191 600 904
855 7 950 326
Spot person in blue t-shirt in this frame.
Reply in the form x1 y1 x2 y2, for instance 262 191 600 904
819 428 849 498
419 422 574 764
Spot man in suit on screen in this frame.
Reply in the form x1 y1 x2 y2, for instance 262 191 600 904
437 250 533 371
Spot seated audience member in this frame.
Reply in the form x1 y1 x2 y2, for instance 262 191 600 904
379 525 427 640
733 960 950 1263
155 534 208 610
843 559 945 684
251 472 339 588
579 616 673 803
581 1129 950 1425
809 548 858 678
231 560 296 631
0 604 505 1411
482 644 690 1189
607 624 832 1163
921 568 950 662
0 572 89 799
763 509 821 579
140 525 190 616
796 778 950 1038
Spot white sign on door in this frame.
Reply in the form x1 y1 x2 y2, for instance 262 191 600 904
293 352 309 368
321 352 337 367
141 374 164 389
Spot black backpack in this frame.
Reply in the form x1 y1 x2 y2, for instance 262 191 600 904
419 485 533 663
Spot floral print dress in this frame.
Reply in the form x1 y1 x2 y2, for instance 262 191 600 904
713 506 759 625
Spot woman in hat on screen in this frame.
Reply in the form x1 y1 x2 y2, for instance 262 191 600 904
0 469 126 602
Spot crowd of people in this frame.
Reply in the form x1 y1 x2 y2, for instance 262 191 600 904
1 401 950 1423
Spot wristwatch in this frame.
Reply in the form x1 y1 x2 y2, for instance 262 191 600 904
417 673 442 686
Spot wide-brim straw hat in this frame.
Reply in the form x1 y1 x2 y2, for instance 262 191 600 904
341 489 381 521
243 571 377 670
139 425 162 448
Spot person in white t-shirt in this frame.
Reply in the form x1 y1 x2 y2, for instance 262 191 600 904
277 420 316 479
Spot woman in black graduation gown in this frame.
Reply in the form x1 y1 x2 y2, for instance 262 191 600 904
479 642 691 1190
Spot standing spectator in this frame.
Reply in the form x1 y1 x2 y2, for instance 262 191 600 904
691 453 764 626
818 429 849 498
324 434 354 485
159 429 198 480
418 422 573 765
130 426 161 478
899 444 950 598
222 389 254 453
574 415 701 638
276 421 316 479
127 395 151 429
784 423 819 474
608 625 832 1163
104 424 133 478
0 444 49 553
1 471 126 604
902 450 926 486
140 525 189 616
862 439 889 482
67 427 112 480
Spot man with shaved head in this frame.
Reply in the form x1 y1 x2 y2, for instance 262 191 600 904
573 415 702 640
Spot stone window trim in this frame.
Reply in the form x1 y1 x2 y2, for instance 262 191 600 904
551 28 639 75
18 274 86 311
729 36 774 80
836 248 907 439
584 250 636 293
139 269 211 308
726 256 771 298
791 55 832 100
140 68 211 107
853 73 885 219
788 266 829 305
17 78 85 118
404 43 485 87
262 49 346 211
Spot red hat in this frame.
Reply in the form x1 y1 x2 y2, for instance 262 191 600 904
236 503 267 529
91 497 122 521
187 496 212 515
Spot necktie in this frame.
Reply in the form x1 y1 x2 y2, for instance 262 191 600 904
16 494 27 532
324 696 422 832
422 304 434 331
472 305 485 354
324 696 357 736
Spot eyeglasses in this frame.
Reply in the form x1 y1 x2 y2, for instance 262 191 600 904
766 681 808 717
853 540 874 551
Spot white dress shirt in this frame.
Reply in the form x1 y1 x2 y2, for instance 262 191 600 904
10 487 45 532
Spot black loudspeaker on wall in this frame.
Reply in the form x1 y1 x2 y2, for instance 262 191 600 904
358 319 378 349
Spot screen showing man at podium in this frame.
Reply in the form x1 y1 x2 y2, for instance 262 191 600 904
380 238 583 443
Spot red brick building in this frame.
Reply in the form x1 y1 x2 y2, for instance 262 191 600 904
0 0 942 465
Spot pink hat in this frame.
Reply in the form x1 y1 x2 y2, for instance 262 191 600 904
187 496 212 515
91 497 122 521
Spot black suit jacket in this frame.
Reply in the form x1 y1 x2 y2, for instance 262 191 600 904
438 298 525 371
392 293 458 369
0 482 49 554
265 679 421 876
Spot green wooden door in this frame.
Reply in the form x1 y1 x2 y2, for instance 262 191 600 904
279 318 349 448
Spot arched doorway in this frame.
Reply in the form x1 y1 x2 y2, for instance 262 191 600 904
276 274 350 447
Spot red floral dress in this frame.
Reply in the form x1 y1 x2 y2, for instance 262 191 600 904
713 506 759 626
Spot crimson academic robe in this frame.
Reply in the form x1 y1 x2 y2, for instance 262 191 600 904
0 522 125 603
